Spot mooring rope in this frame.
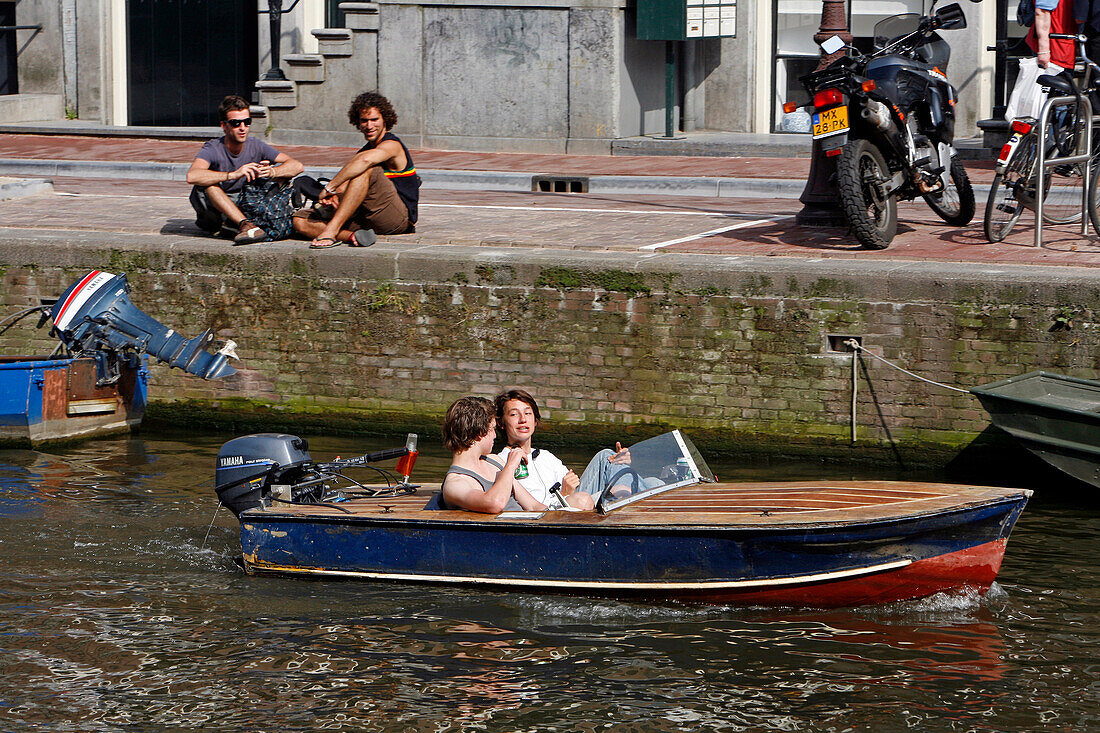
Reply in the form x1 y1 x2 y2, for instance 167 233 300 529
843 339 970 394
842 338 971 443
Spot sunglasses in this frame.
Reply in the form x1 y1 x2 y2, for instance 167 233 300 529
225 118 252 128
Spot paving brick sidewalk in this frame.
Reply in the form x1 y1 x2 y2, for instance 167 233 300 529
4 132 1097 268
0 132 998 183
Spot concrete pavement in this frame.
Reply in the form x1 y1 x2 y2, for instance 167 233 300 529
2 131 1100 267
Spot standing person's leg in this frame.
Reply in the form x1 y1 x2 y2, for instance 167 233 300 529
1087 35 1100 111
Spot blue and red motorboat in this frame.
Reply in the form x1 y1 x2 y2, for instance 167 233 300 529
1 270 238 447
215 430 1030 608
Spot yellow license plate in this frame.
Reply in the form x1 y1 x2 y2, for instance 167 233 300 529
812 106 849 139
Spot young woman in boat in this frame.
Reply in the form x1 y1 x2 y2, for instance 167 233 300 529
439 396 548 513
495 389 642 509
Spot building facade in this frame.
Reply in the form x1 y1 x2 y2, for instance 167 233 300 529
1 0 1029 153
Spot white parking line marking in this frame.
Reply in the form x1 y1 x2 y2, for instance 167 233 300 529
640 216 793 250
51 194 781 221
421 203 772 218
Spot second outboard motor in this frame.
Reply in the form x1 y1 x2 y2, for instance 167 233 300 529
50 270 237 385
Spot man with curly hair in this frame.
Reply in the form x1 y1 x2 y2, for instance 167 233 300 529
292 91 421 249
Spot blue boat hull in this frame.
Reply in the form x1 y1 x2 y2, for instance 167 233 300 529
239 490 1028 607
0 356 148 447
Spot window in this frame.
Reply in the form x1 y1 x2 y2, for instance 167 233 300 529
326 0 345 28
772 0 922 132
1 2 16 95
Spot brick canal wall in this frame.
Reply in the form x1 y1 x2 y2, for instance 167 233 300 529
3 236 1100 465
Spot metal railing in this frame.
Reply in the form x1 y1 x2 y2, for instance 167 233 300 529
1034 94 1093 248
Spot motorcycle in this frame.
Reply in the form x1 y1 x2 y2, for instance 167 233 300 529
792 0 977 249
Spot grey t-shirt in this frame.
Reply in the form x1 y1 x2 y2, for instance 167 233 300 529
195 137 282 194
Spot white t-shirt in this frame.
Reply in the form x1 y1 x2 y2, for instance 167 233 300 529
498 446 569 507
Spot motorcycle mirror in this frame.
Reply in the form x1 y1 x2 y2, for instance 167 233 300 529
933 2 967 29
821 35 846 54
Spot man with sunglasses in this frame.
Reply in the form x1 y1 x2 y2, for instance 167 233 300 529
186 95 303 244
292 91 420 249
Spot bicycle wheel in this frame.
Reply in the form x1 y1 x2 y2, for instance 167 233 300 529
1043 105 1088 224
923 157 975 226
1089 152 1100 235
985 132 1037 242
1042 162 1087 224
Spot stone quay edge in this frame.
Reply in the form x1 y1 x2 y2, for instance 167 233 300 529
3 230 1100 476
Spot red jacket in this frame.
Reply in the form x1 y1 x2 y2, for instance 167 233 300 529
1027 0 1078 69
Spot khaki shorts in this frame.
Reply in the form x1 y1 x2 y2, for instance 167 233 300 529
293 166 410 235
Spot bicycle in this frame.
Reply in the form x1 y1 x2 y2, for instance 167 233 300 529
984 33 1100 242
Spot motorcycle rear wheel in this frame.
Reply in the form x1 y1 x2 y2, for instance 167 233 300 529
836 139 898 250
923 157 975 226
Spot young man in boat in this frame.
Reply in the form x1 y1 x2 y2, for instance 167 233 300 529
439 396 546 513
186 95 304 244
495 389 595 511
292 91 420 249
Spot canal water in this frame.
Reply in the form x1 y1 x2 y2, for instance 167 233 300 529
1 431 1097 731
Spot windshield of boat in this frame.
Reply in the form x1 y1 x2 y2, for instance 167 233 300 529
873 13 921 51
596 430 716 513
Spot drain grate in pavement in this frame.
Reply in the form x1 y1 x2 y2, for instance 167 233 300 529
532 175 589 193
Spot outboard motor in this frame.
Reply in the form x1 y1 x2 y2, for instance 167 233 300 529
50 270 237 385
214 433 419 518
215 433 314 517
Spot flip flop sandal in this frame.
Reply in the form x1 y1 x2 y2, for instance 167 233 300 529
309 237 342 249
350 229 377 247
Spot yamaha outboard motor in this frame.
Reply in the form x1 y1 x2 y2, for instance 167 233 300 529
50 270 237 385
216 433 314 517
214 433 419 517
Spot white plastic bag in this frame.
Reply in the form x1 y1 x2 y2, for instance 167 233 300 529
1006 56 1065 120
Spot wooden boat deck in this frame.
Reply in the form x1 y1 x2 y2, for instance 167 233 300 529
245 481 1029 528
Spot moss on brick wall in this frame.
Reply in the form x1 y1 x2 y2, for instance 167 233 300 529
5 247 1100 465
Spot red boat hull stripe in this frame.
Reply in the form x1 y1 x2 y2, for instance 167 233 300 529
245 539 1010 608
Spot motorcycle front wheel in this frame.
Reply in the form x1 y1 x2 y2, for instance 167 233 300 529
923 157 975 226
836 139 898 250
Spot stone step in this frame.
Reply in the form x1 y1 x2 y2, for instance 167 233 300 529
0 94 64 124
284 54 325 83
341 2 380 31
256 80 297 110
313 28 353 57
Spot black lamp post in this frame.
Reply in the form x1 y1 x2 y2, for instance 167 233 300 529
795 0 852 226
259 0 302 81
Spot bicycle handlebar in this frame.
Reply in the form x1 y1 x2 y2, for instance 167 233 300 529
1049 32 1100 74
